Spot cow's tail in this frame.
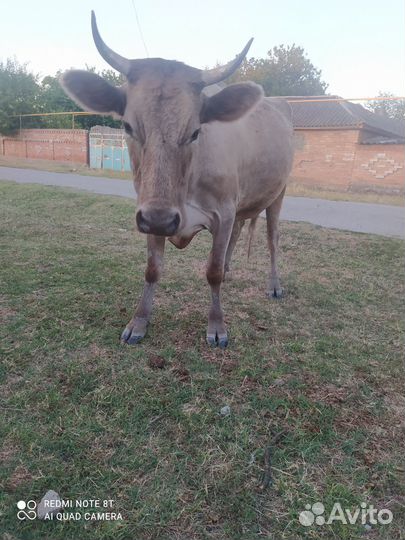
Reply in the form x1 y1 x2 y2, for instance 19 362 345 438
247 217 258 259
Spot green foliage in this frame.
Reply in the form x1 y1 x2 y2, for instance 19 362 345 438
36 72 77 129
35 67 123 130
0 58 41 134
85 64 126 86
0 60 123 133
365 91 405 121
230 44 328 96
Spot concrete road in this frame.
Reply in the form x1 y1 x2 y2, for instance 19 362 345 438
1 166 404 239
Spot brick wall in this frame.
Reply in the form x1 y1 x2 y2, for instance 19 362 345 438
0 129 88 164
1 127 404 193
351 145 404 192
291 129 405 193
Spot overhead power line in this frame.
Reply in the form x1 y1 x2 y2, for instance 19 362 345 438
130 0 149 58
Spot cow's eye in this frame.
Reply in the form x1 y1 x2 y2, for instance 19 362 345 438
189 128 200 143
123 122 133 136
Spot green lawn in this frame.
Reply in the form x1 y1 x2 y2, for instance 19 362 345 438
0 182 404 540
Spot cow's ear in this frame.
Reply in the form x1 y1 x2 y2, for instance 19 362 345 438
200 82 263 123
60 70 126 117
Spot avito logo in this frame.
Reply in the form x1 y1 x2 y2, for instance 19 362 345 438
299 501 393 527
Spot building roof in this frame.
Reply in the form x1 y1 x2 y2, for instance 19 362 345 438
288 96 405 142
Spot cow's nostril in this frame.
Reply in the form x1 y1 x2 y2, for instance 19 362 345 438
166 212 180 235
136 210 150 233
172 212 180 230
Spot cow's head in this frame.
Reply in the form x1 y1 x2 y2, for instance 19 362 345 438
62 12 262 236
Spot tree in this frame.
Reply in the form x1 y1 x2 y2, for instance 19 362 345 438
365 92 405 121
0 58 42 134
0 63 126 132
85 65 125 86
36 67 124 130
230 44 328 96
37 72 78 128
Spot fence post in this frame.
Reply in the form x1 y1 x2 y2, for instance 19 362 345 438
86 130 90 166
121 132 124 172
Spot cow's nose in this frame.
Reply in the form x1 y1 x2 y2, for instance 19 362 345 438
136 208 181 236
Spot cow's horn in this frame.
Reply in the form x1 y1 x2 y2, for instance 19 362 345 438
91 11 131 75
201 38 254 85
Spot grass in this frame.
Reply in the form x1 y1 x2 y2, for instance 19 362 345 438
1 156 403 205
286 181 404 207
0 182 404 540
0 156 133 180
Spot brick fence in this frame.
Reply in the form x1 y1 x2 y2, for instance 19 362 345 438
1 127 404 193
0 129 88 164
291 129 404 193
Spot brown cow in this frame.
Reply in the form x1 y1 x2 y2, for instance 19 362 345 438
61 12 294 348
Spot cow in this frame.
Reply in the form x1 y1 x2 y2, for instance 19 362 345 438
61 11 294 348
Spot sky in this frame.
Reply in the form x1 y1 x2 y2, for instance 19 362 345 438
1 0 404 99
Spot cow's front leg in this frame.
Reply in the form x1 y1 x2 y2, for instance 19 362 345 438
121 235 165 345
206 218 234 348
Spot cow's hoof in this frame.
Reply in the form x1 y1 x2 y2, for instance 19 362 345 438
206 332 228 348
121 327 144 345
268 287 284 299
121 318 147 345
128 333 144 344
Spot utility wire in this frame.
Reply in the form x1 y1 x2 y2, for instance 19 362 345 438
130 0 149 57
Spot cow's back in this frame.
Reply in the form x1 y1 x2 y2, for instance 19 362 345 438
196 96 294 217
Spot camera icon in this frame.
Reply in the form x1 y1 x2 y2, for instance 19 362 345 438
17 500 37 520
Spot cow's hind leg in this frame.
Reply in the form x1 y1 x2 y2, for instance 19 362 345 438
266 187 286 299
223 219 244 280
121 235 165 344
206 217 234 348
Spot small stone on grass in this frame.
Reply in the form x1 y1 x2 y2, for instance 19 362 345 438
37 490 61 519
220 405 231 416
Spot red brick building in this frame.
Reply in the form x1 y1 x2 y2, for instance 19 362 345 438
289 97 405 193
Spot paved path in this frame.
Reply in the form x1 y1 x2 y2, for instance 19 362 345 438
1 166 403 239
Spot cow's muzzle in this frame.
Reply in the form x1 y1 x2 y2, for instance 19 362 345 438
136 207 181 236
